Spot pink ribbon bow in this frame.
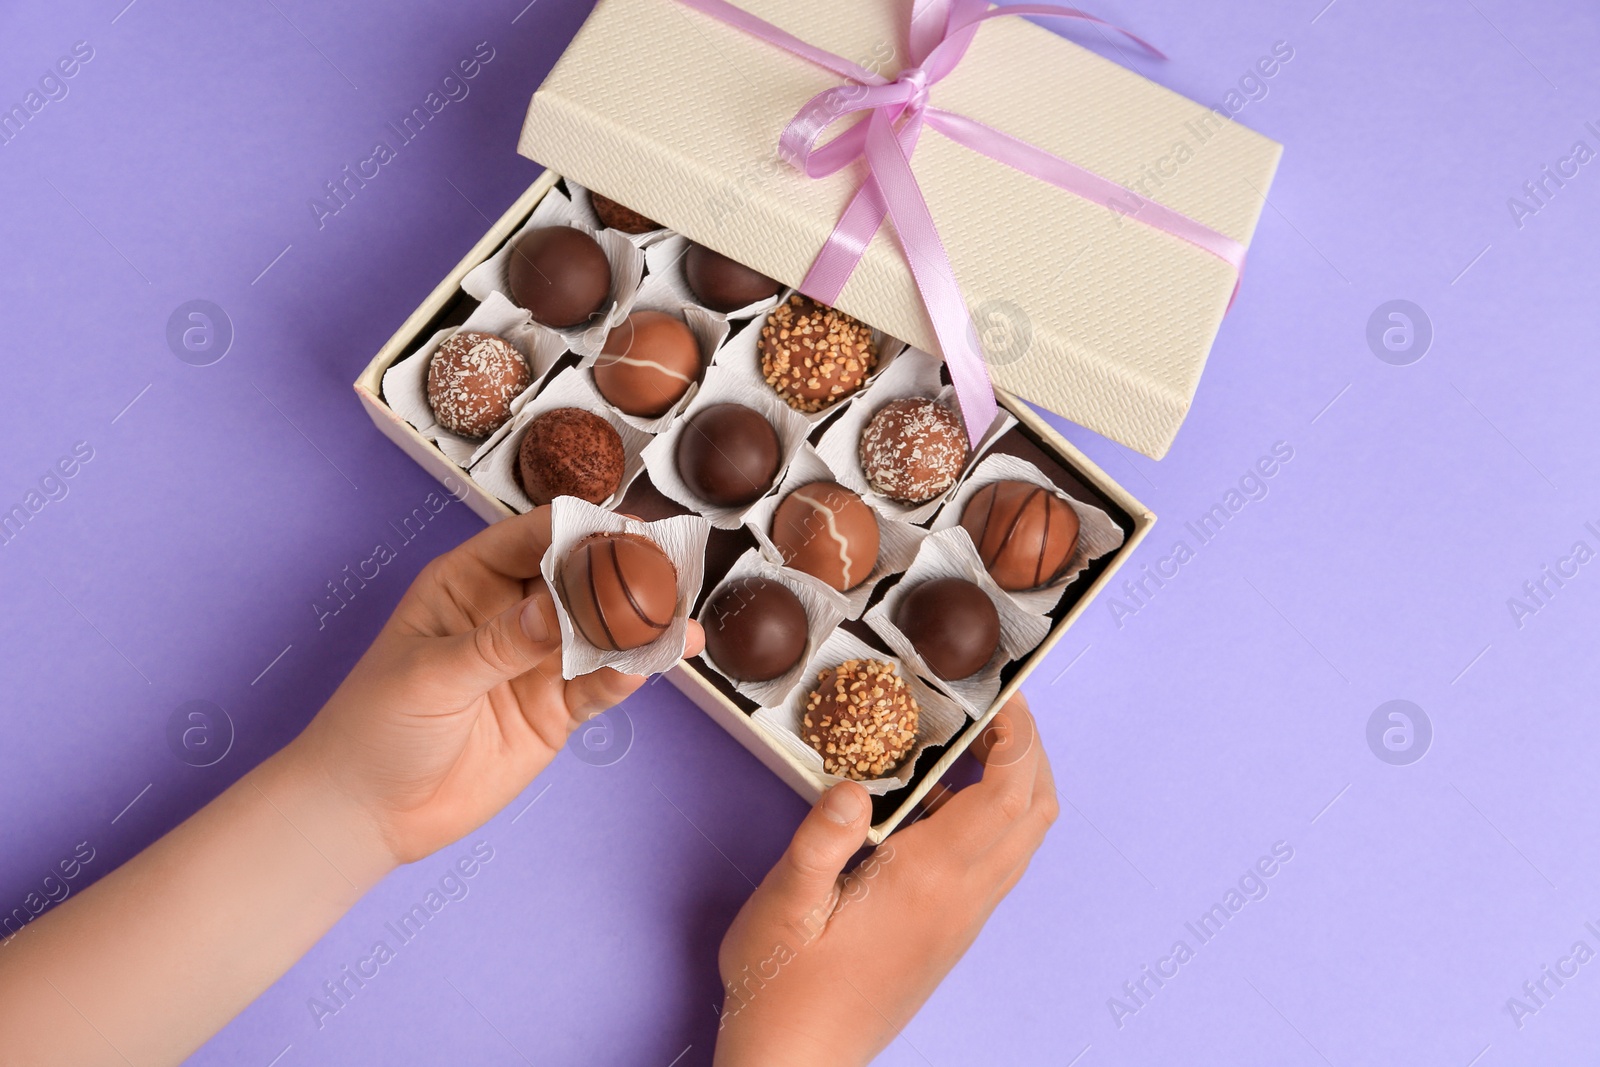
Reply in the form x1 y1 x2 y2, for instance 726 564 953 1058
677 0 1248 446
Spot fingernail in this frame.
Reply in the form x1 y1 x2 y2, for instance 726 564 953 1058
821 784 865 825
521 596 550 642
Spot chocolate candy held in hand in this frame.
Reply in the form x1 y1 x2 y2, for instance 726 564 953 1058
594 311 701 418
759 295 877 412
858 398 969 503
803 658 920 780
425 331 531 438
675 403 781 508
589 192 660 234
704 577 809 682
684 243 783 313
559 533 678 651
508 226 611 329
894 578 1000 680
771 481 880 592
960 480 1080 591
518 407 625 506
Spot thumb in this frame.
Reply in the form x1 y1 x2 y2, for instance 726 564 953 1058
442 581 562 691
756 783 872 923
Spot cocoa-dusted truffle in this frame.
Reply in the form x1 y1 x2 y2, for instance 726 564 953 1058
684 243 783 313
507 226 611 329
759 295 877 412
558 533 678 651
704 577 808 682
771 481 880 592
675 403 781 508
594 311 701 418
518 408 625 506
589 192 659 235
859 398 968 503
895 578 1000 680
960 480 1080 591
803 658 920 780
426 331 531 438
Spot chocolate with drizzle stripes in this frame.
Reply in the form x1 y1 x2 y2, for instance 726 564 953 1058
959 480 1081 592
559 532 679 651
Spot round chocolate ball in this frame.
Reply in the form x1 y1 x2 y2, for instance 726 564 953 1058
858 398 969 503
426 331 531 438
684 243 783 313
589 192 660 234
507 226 611 329
960 480 1081 591
759 295 878 412
517 407 625 506
895 578 1001 680
703 577 808 682
802 658 920 780
558 533 678 651
675 403 781 507
594 311 701 418
771 481 880 592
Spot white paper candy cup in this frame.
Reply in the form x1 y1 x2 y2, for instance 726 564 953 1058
751 630 968 796
695 549 850 709
744 445 925 619
865 526 1051 715
644 235 787 322
931 453 1126 615
570 182 672 247
471 366 652 514
542 497 709 680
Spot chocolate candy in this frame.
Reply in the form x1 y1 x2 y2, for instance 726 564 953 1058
771 481 879 592
858 398 968 503
507 226 611 329
675 403 781 507
759 295 878 412
684 243 783 313
895 578 1000 680
960 480 1080 591
589 192 659 234
426 331 531 438
558 533 678 651
704 577 808 682
594 311 701 418
518 407 625 506
802 658 920 780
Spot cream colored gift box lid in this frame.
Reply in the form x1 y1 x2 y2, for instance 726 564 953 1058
519 0 1282 458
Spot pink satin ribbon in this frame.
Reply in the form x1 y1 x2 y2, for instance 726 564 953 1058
676 0 1247 445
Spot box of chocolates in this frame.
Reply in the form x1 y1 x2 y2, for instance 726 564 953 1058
355 0 1280 841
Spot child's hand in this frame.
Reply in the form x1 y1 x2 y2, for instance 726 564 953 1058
712 695 1056 1067
293 506 704 866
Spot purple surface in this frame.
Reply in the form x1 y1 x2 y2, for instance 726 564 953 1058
2 1 1598 1064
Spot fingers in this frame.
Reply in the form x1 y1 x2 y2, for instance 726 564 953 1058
437 580 563 692
453 507 554 581
918 694 1044 859
755 783 872 924
563 667 648 723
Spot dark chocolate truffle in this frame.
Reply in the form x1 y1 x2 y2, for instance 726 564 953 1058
675 403 781 508
558 533 678 651
426 331 531 438
684 243 783 313
771 481 880 592
518 407 625 506
895 578 1001 680
507 226 611 329
803 658 920 780
759 295 878 412
859 398 969 503
960 480 1080 591
704 577 808 682
589 192 660 234
594 311 701 418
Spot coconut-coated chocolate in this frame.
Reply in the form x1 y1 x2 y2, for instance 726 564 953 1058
517 407 625 506
507 226 611 328
960 479 1080 591
704 577 808 682
559 533 678 651
675 403 781 507
802 658 920 780
859 398 968 503
594 311 701 418
895 578 1001 680
425 331 531 438
684 243 783 313
771 481 880 592
589 192 660 234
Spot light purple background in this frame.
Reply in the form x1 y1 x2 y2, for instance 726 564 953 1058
3 1 1597 1064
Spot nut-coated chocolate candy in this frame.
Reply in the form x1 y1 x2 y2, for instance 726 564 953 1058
894 578 1000 680
589 192 660 234
518 407 625 506
759 295 877 412
558 533 678 651
507 226 611 329
426 331 530 438
594 311 701 418
771 481 880 592
960 480 1080 591
703 577 808 682
858 398 968 503
675 403 781 508
802 658 920 780
684 243 783 313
